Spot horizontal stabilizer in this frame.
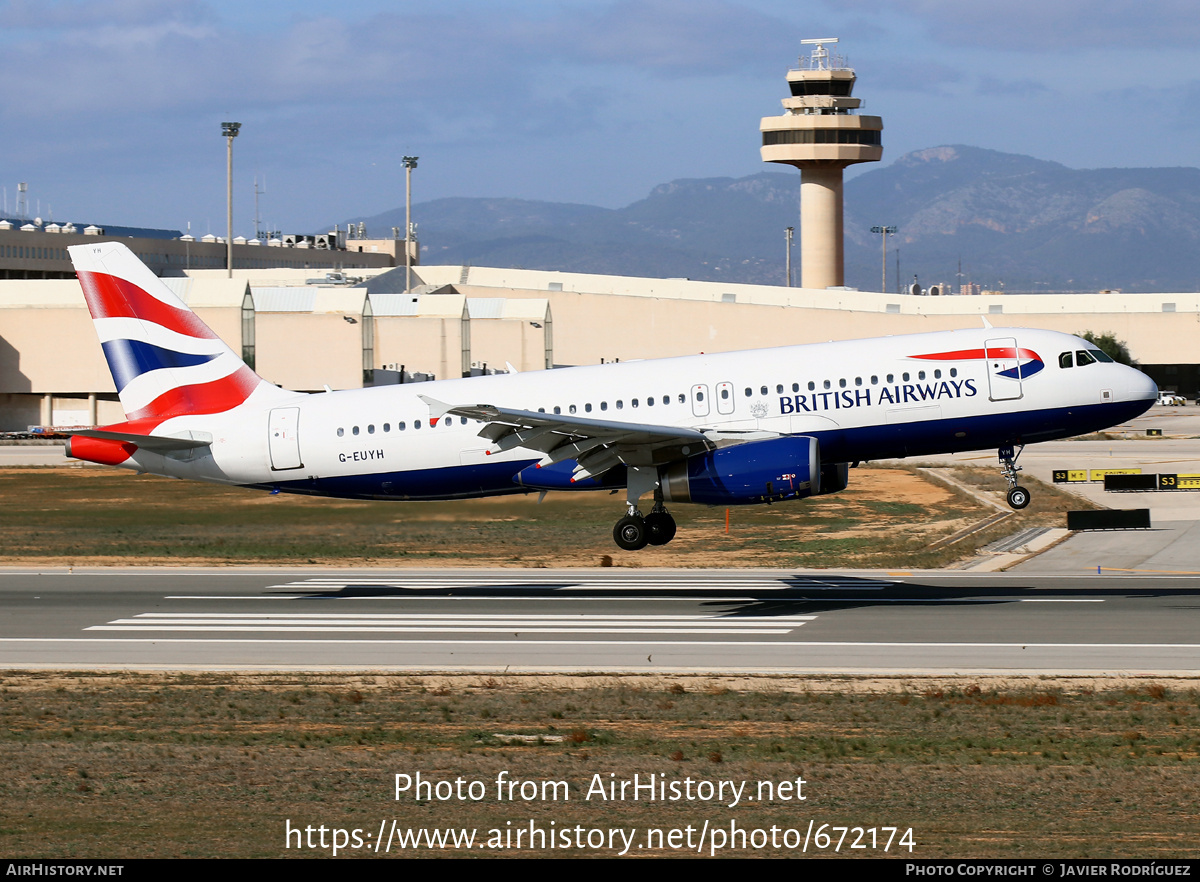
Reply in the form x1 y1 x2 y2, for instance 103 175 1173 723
67 428 213 452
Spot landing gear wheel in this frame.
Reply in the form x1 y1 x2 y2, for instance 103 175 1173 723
613 514 649 550
1007 486 1030 510
644 511 677 546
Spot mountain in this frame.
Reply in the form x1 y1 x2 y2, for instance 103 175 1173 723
844 146 1200 292
338 146 1200 293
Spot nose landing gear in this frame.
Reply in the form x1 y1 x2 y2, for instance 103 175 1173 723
999 444 1030 509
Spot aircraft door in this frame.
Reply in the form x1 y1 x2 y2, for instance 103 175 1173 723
691 384 710 417
984 337 1023 401
716 382 735 415
268 407 303 470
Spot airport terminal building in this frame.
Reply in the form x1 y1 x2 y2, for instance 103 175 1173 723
0 258 1194 432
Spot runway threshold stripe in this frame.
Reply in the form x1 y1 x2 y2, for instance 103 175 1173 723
128 613 818 621
166 595 767 601
84 626 798 635
5 638 1200 649
163 595 1100 604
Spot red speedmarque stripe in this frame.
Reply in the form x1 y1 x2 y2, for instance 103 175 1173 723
125 365 262 421
76 271 219 340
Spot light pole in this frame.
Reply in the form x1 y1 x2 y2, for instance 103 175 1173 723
222 122 241 278
870 225 897 294
402 155 418 293
785 226 794 287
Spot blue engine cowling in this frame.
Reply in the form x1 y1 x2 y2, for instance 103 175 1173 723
660 435 820 505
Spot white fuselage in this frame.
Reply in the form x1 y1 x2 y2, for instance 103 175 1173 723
110 326 1156 502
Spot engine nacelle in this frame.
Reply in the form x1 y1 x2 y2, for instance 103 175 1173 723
661 435 820 505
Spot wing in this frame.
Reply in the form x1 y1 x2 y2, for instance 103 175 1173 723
419 396 714 480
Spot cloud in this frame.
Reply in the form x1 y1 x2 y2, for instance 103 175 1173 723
0 0 212 30
826 0 1200 51
858 57 965 95
0 1 800 129
975 75 1051 97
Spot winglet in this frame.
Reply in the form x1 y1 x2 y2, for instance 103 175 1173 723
417 395 451 418
417 394 451 426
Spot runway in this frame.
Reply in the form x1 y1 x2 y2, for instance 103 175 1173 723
2 567 1198 674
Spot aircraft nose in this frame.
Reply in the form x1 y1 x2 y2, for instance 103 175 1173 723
1127 366 1157 402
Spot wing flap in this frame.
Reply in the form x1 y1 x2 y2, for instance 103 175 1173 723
419 396 713 477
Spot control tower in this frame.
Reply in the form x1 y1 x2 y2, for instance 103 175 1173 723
761 39 883 289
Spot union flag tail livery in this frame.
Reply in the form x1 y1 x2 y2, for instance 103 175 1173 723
65 243 1158 550
66 242 292 468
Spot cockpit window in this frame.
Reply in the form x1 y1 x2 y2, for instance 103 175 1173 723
1059 352 1073 369
1075 350 1097 366
1090 349 1114 363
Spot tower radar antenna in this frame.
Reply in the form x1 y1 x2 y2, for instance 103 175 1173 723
799 37 840 70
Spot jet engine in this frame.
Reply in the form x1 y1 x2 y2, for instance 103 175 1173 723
660 435 820 505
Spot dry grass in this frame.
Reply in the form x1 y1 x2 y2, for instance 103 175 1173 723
1 672 1197 858
0 465 1083 569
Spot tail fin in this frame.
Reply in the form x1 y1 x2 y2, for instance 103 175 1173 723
69 241 281 425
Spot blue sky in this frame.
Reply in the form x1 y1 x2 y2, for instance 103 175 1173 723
2 0 1197 235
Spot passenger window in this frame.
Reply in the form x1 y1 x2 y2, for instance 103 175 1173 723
352 426 360 436
616 400 623 409
760 386 768 395
677 394 685 404
918 371 926 380
744 387 752 397
553 406 561 414
631 399 639 408
415 420 421 429
934 370 941 379
823 380 831 389
887 374 894 383
792 383 799 393
950 368 958 377
398 422 406 431
601 402 608 411
838 378 846 388
646 397 654 407
871 375 878 385
902 373 910 382
855 377 862 386
569 404 577 414
808 381 815 391
367 424 375 434
722 388 730 399
337 427 344 437
586 403 593 413
383 423 390 432
1059 352 1073 369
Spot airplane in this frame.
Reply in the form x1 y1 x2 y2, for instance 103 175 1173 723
64 241 1158 550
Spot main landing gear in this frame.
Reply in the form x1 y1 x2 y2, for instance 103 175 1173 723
999 444 1030 509
613 499 677 550
612 466 677 551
